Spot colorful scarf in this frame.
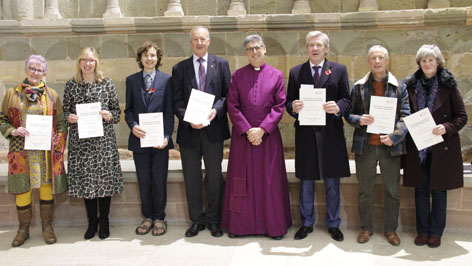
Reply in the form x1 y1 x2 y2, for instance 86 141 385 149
22 79 45 102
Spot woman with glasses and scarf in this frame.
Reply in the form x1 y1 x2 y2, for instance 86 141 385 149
63 47 123 240
0 54 67 247
403 45 467 248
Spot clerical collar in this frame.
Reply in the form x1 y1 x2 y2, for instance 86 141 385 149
252 62 266 71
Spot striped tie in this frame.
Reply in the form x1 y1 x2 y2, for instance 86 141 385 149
198 57 206 91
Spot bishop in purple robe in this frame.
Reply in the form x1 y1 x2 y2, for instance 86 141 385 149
221 34 292 239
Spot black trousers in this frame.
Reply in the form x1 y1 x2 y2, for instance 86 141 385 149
133 148 169 221
180 129 223 225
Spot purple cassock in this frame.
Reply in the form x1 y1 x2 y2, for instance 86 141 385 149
221 63 293 237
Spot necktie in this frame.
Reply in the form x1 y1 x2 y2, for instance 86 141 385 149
144 74 152 105
313 66 321 87
198 57 206 91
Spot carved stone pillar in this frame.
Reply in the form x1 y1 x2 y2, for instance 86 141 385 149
13 0 34 20
227 0 246 16
291 0 311 14
103 0 123 18
164 0 184 17
359 0 378 12
44 0 62 20
428 0 451 8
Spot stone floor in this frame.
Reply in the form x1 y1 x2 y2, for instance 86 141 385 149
1 225 471 266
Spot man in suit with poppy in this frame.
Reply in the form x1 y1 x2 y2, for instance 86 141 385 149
172 26 231 237
125 41 174 236
286 31 351 241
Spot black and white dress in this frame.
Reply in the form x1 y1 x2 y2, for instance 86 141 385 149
63 78 123 199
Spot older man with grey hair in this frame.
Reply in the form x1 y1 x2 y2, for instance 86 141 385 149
346 45 410 245
286 31 351 241
172 26 231 238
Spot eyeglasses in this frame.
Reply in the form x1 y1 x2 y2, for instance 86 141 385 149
80 58 96 64
245 46 263 53
27 67 44 74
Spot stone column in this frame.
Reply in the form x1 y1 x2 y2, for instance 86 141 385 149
103 0 123 18
13 0 34 20
227 0 246 16
359 0 378 11
44 0 62 20
164 0 184 16
428 0 451 8
291 0 311 14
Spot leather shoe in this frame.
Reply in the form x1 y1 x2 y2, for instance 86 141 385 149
185 224 205 237
357 230 373 244
328 227 344 242
228 233 238 238
428 236 441 248
271 235 283 240
414 235 428 246
385 232 401 246
207 224 223 237
294 226 313 240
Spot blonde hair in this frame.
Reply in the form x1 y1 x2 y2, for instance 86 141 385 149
73 47 105 84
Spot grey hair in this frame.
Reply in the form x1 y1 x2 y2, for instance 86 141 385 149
415 44 445 67
190 26 210 40
367 45 389 58
305 31 329 49
243 34 265 48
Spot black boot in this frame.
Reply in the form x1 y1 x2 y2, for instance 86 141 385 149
98 197 111 239
84 198 98 240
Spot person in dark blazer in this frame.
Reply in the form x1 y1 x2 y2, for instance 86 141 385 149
286 31 351 241
403 44 467 248
172 26 231 237
125 41 174 236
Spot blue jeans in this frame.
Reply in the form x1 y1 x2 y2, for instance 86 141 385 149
415 153 447 237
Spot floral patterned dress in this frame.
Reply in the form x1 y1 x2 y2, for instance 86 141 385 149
63 78 123 199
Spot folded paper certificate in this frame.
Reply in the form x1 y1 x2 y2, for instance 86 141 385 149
184 89 215 126
139 112 164 148
367 96 397 134
404 108 444 151
76 102 104 139
299 84 326 126
24 115 52 150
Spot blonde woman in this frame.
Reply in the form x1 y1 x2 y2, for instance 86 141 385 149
63 47 123 240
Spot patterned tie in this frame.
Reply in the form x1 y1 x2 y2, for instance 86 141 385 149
198 57 206 91
313 66 321 87
144 74 152 105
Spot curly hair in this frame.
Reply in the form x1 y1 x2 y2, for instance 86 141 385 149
136 41 163 70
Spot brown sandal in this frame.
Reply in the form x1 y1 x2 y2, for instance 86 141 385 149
135 218 153 235
152 220 167 236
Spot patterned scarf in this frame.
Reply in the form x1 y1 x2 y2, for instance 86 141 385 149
415 74 438 162
22 79 46 102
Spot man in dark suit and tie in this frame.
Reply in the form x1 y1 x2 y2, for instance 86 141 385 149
172 26 231 237
125 41 174 236
286 31 351 241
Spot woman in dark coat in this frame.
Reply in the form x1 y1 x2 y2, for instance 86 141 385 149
403 44 467 248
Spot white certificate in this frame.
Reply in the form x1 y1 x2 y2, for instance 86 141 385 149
76 102 104 139
24 115 52 150
404 108 444 151
299 84 326 126
139 112 164 148
183 89 215 126
367 96 397 134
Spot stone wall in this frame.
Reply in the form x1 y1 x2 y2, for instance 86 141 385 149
0 4 471 157
2 0 471 18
